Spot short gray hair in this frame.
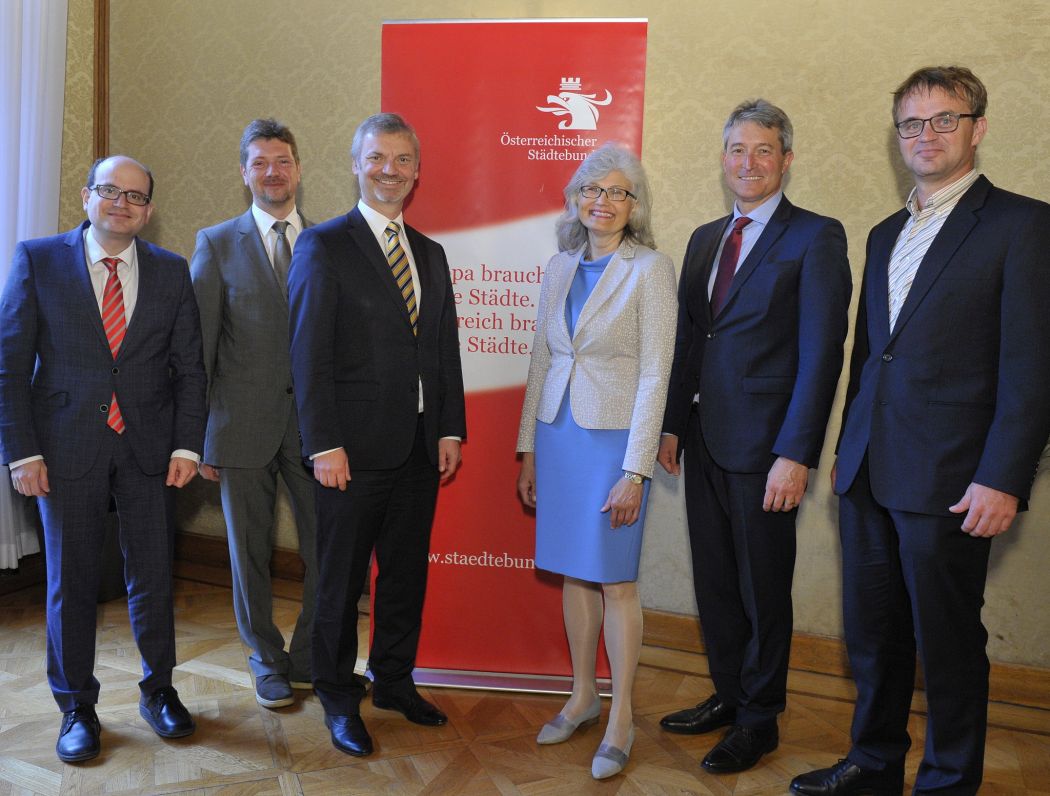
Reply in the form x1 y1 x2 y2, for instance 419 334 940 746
350 113 420 162
555 142 656 253
722 99 793 154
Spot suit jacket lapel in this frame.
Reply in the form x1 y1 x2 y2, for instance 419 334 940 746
889 177 988 341
119 238 159 360
572 243 632 340
868 210 907 348
236 209 285 300
68 223 112 351
695 217 730 325
718 198 792 316
347 207 415 330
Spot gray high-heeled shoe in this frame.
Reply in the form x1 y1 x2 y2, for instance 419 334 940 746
536 699 602 745
591 726 635 779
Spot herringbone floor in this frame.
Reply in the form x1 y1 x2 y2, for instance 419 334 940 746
0 577 1047 795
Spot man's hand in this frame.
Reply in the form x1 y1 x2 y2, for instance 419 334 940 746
438 438 461 482
166 456 198 488
199 463 221 482
763 456 808 512
657 434 680 476
10 460 49 497
517 452 537 507
313 448 351 490
600 476 644 529
949 482 1019 537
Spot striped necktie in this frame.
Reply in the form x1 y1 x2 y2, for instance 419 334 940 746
385 222 417 335
101 257 126 434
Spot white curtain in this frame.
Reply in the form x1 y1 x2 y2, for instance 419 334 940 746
0 0 69 568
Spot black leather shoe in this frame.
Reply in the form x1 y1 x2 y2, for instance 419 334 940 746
790 759 904 795
139 686 195 738
56 705 101 763
660 694 736 735
325 713 373 757
701 723 779 773
372 690 448 726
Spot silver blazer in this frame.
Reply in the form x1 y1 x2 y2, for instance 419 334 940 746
516 239 678 477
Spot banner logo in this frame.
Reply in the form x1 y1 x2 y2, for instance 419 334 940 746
536 77 613 130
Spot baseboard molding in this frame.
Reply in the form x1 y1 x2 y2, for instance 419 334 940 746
641 607 1050 712
174 530 1050 711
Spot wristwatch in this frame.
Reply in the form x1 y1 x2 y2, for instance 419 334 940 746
623 471 644 484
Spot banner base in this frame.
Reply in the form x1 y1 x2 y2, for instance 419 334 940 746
355 659 612 695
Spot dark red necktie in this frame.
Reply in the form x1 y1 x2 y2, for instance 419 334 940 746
710 216 752 316
101 257 126 434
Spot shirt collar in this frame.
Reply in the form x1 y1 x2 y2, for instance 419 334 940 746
733 190 783 227
251 202 301 237
905 169 979 218
84 226 136 267
357 199 405 240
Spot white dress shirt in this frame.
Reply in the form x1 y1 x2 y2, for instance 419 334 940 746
250 202 302 268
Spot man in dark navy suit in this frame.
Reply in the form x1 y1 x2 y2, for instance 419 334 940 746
658 100 851 774
792 66 1050 796
288 113 465 757
0 155 207 762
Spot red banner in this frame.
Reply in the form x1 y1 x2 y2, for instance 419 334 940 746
380 19 648 683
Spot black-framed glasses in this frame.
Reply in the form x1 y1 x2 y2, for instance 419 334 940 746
580 184 636 202
88 184 151 206
895 112 979 139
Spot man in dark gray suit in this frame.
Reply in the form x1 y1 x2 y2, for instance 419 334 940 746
190 119 317 710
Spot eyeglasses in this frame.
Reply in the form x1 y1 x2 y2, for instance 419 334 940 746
88 184 151 206
579 185 636 202
895 112 979 139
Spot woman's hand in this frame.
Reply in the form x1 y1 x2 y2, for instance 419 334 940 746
601 476 644 528
517 452 537 508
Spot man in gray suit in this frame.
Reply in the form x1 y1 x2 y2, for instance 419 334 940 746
190 118 317 709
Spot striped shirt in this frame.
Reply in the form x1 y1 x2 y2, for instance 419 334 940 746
887 169 979 331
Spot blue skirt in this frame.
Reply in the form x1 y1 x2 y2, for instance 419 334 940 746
534 395 651 583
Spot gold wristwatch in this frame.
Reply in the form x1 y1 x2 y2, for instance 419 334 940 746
623 471 644 484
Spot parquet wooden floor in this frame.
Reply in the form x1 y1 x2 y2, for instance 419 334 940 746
1 578 1047 795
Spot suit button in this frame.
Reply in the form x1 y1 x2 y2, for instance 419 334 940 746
286 386 293 394
706 333 714 339
112 367 119 375
99 404 108 413
882 353 893 362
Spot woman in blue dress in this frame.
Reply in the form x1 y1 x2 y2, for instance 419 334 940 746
516 143 677 779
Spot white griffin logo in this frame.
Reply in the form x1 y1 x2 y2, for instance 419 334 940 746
536 77 613 130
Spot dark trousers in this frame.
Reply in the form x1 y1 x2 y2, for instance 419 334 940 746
39 430 176 712
840 458 991 795
683 407 796 728
219 410 318 680
312 417 439 716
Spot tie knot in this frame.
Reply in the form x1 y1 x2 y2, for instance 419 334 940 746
272 220 290 235
385 222 401 240
101 257 122 274
732 216 753 234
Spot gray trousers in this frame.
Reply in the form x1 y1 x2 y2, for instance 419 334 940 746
218 412 317 679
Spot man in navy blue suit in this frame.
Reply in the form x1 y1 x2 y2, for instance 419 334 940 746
658 100 851 774
288 114 465 758
791 67 1050 796
0 155 206 763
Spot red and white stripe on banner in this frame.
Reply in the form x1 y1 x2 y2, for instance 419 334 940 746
378 18 648 691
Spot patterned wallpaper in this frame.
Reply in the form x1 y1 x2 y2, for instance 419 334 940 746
58 0 94 229
55 0 1050 664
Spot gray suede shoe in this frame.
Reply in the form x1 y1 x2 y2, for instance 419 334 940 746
536 699 601 744
591 726 635 780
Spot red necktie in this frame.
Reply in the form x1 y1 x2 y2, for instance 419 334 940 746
710 216 752 316
101 257 126 434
